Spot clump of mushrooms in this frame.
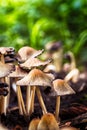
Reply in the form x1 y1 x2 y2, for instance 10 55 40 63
16 68 54 115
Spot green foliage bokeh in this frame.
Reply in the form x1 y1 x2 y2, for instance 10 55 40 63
0 0 87 62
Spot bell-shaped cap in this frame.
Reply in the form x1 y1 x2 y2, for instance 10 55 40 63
20 57 51 70
28 119 40 130
0 62 14 78
8 65 28 78
16 68 54 88
37 113 59 130
52 79 75 96
0 47 15 55
16 46 44 62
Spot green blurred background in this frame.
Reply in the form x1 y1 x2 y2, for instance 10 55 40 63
0 0 87 63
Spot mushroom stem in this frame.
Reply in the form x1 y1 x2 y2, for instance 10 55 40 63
28 86 36 115
1 77 8 115
26 86 31 114
55 96 60 121
36 87 47 114
5 77 10 111
53 49 63 72
1 54 5 63
17 85 23 115
31 86 36 113
2 96 7 115
18 85 26 115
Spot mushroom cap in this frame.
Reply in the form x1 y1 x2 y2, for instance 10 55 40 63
0 62 14 78
16 46 44 62
8 65 28 78
64 68 79 82
52 79 75 96
16 68 54 88
37 113 59 130
28 119 40 130
45 41 62 52
20 57 51 70
0 47 15 55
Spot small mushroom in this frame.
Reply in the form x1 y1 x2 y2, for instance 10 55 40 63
20 57 51 70
0 47 15 63
0 61 14 115
45 41 63 72
16 68 54 115
64 68 79 83
28 118 40 130
16 46 44 63
37 113 59 130
52 79 75 121
8 65 28 115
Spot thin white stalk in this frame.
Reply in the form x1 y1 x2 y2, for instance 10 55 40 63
36 87 47 114
18 85 26 115
55 96 60 121
26 86 31 114
17 85 23 115
28 86 36 115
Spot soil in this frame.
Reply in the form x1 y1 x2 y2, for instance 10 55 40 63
1 70 87 130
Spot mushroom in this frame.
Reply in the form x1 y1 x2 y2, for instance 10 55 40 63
28 118 40 130
0 47 15 63
16 68 54 115
52 79 75 121
45 41 63 72
8 65 28 115
16 46 44 63
0 61 14 115
64 68 80 83
37 113 59 130
19 57 51 70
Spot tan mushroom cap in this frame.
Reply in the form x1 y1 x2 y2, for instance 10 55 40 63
8 65 28 78
17 46 44 62
53 79 75 96
37 113 59 130
0 47 15 55
20 57 51 70
0 61 14 78
28 118 40 130
16 68 54 88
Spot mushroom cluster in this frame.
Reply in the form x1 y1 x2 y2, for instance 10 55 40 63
0 45 77 130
